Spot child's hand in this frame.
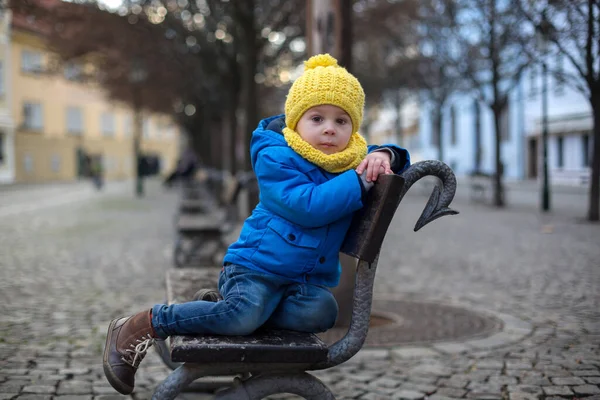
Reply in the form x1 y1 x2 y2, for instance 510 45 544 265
356 152 393 182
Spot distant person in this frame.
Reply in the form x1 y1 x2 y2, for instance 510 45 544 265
90 158 104 190
102 54 410 395
163 148 200 187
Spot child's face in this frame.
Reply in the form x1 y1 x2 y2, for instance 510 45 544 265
296 105 353 155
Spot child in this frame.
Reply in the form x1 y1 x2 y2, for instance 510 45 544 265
103 53 410 395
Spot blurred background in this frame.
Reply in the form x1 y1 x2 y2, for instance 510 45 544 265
0 0 598 220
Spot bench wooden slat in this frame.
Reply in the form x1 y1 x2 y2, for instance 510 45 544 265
170 329 328 364
165 269 328 364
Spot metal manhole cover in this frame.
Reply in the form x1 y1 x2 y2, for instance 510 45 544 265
318 299 503 347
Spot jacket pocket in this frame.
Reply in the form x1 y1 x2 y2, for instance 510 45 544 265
267 218 320 249
250 217 322 279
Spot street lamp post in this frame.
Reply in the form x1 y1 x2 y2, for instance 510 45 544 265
129 59 148 197
537 12 552 212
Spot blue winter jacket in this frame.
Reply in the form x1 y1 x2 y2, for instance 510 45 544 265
223 114 410 287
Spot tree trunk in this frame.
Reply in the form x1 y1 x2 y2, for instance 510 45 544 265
588 96 600 221
435 108 443 162
228 54 241 176
133 90 144 197
492 106 505 207
239 0 259 212
474 99 482 172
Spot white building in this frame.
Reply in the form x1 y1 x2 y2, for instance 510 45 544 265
418 63 593 186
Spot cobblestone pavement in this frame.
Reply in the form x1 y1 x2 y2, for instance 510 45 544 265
0 180 599 400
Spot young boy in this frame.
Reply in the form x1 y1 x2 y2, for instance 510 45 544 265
103 53 410 395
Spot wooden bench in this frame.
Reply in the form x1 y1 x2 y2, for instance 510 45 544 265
173 172 257 268
154 160 458 399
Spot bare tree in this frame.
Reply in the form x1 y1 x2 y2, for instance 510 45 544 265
352 0 421 146
517 0 600 221
451 0 532 207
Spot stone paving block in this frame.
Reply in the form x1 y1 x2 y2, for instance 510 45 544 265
93 386 119 395
507 385 542 395
466 382 503 393
53 396 93 400
14 396 52 400
391 389 425 400
0 370 28 377
0 395 16 400
436 387 467 398
58 368 91 377
572 384 600 395
574 369 600 376
359 393 390 400
465 392 502 399
427 395 462 400
487 376 518 386
505 360 532 370
438 377 470 389
0 383 24 393
56 381 92 395
21 385 54 395
542 385 573 396
400 382 437 394
507 393 537 400
93 395 130 400
368 377 401 389
586 377 600 384
408 364 453 377
404 374 439 384
550 376 586 385
472 360 503 369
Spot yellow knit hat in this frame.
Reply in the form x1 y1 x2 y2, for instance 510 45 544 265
285 53 365 133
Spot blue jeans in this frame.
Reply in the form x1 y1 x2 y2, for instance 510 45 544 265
151 264 338 338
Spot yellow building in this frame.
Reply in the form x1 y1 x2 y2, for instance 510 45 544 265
6 10 180 184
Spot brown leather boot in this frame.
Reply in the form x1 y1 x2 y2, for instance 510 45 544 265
102 309 155 394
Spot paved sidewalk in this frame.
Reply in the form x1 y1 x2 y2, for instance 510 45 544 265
0 180 598 399
0 180 133 218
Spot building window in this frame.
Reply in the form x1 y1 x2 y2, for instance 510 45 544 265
101 112 115 136
557 136 564 168
51 154 61 172
450 105 458 146
66 107 83 135
123 115 132 137
582 134 590 167
143 118 151 138
24 154 33 173
21 50 43 74
64 62 83 81
22 102 44 131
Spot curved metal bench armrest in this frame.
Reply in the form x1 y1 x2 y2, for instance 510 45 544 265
313 160 459 370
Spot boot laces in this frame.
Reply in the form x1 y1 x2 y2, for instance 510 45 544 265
122 334 155 368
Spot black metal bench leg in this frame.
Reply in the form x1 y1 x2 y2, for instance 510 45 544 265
214 372 335 400
152 364 210 400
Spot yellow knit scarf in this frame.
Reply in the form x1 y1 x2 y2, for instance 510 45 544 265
283 127 368 173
